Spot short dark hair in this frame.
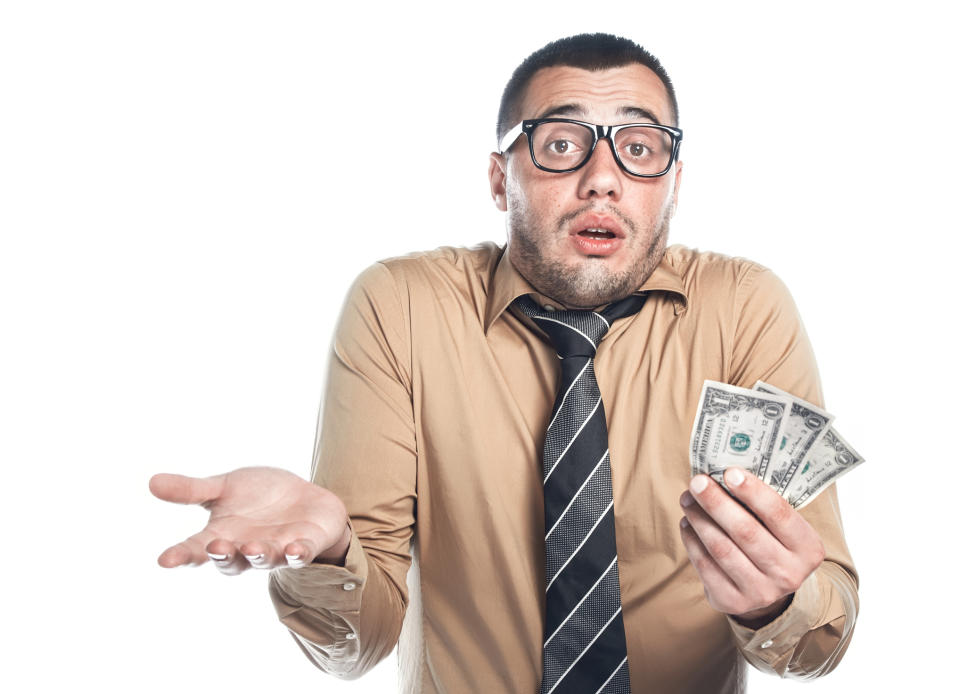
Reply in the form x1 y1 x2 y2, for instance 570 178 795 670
496 33 679 144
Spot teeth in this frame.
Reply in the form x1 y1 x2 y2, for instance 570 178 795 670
581 228 614 238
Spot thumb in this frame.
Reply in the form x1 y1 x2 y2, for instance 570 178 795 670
149 473 225 506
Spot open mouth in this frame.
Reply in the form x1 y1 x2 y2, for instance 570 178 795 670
577 228 617 239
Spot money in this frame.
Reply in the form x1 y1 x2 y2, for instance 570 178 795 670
689 381 792 486
783 428 865 509
689 380 864 508
754 381 835 494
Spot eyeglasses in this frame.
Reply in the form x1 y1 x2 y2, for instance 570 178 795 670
498 118 683 178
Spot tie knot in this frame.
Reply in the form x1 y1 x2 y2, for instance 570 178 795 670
512 293 647 358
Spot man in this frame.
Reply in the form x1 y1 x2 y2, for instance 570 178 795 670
151 33 858 693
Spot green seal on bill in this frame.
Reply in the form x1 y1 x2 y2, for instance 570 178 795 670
729 432 751 452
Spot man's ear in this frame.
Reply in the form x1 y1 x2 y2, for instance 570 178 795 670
488 153 508 212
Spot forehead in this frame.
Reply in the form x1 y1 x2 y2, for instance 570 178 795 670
519 64 673 125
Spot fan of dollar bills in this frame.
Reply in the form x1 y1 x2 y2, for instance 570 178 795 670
690 380 864 509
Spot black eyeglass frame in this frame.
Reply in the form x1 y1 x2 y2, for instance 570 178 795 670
498 117 684 178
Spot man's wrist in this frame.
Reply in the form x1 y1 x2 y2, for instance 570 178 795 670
730 593 794 630
311 525 352 567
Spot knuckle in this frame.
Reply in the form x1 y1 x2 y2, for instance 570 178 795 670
769 499 793 526
732 520 760 545
811 539 826 566
709 540 736 563
767 562 791 586
775 567 803 594
691 554 711 573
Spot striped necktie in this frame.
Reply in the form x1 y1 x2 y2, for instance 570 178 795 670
513 292 648 694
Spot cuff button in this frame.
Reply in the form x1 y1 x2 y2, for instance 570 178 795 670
342 581 358 591
760 639 774 649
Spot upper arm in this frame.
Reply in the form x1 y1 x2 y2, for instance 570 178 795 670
728 264 823 407
312 261 417 601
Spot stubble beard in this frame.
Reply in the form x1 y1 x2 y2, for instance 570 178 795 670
508 202 671 309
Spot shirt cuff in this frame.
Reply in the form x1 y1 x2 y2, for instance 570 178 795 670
726 570 821 675
270 526 368 615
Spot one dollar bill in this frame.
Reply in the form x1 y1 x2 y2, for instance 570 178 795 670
754 381 835 494
689 381 792 486
783 428 865 509
689 380 865 509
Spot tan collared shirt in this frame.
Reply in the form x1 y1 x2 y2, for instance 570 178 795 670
269 242 859 693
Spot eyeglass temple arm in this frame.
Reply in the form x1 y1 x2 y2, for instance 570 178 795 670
497 122 526 154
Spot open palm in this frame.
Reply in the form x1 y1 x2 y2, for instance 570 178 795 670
150 466 350 574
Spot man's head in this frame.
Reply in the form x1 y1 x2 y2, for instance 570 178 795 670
488 34 683 309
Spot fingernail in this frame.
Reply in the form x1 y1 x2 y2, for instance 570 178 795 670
690 475 708 494
285 554 306 568
726 467 745 487
680 491 694 507
680 516 690 528
207 552 228 562
244 553 265 565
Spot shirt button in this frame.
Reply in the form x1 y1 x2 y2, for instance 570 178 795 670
345 632 357 640
760 639 774 649
544 304 556 312
342 581 357 591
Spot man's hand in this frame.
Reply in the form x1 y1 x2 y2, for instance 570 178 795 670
678 467 825 628
150 466 351 574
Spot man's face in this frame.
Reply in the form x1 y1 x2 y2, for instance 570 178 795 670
489 64 682 308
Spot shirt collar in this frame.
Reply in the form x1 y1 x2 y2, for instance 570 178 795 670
484 243 689 333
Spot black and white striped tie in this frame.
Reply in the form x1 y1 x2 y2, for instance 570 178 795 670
513 293 648 694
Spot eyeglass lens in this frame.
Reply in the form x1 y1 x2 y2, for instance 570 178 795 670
530 122 674 176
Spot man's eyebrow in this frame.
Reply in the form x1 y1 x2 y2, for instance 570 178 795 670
618 106 661 124
535 103 663 124
536 104 585 119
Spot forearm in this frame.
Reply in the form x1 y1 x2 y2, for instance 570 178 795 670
728 559 859 678
268 524 410 679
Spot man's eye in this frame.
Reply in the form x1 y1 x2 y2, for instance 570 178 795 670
626 143 649 158
547 139 575 154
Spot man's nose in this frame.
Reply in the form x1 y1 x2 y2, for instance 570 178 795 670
576 137 623 201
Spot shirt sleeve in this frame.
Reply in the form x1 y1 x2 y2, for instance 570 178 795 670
724 263 860 678
267 261 416 679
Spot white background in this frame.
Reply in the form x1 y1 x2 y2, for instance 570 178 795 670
2 1 957 691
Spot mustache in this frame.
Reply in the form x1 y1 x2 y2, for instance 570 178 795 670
555 204 638 234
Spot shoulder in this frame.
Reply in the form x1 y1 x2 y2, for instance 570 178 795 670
661 244 793 311
373 242 502 290
662 244 775 290
342 243 502 332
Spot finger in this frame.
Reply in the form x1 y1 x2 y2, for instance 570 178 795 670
239 539 285 570
277 520 346 565
157 530 215 568
720 467 820 552
680 490 767 592
158 543 196 568
686 473 786 573
206 538 248 576
679 517 741 610
149 473 226 506
283 538 321 568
